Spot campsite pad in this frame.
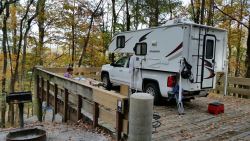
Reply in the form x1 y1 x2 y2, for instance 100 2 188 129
152 93 250 141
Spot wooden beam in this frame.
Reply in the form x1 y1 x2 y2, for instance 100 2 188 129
77 95 82 120
93 89 127 111
120 84 129 96
116 111 123 141
63 88 69 122
93 102 99 128
41 78 44 101
54 84 58 114
35 75 42 122
36 68 94 100
46 80 50 107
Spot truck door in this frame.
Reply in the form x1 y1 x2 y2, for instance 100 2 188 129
201 35 216 89
110 56 130 85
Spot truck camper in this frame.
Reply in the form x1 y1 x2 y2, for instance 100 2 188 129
101 19 227 112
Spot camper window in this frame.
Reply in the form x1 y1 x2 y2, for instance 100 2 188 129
135 43 147 56
205 39 214 59
117 36 125 48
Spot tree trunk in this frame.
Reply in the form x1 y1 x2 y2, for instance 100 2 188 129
0 3 9 128
11 4 17 54
207 0 214 26
21 12 38 91
200 0 205 24
228 20 232 75
125 0 130 31
134 0 139 30
71 0 75 67
190 0 196 22
112 0 117 34
245 19 250 77
168 0 173 20
195 0 201 24
38 0 46 65
148 0 159 27
234 0 244 77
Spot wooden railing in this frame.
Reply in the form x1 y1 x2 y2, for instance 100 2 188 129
45 67 101 81
34 67 128 140
215 73 250 98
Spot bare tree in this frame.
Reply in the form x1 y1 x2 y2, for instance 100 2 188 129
78 0 103 67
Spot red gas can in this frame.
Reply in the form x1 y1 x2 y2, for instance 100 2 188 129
208 102 224 115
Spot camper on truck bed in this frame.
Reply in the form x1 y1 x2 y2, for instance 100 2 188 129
101 19 227 106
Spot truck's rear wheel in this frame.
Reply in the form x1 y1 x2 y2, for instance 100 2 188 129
102 73 112 90
144 83 161 105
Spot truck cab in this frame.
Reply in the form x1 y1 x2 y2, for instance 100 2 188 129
101 56 131 89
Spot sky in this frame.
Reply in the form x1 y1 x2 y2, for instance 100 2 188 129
182 0 190 6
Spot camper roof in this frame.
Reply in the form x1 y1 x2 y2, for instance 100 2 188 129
113 19 226 36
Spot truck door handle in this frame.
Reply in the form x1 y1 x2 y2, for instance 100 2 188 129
119 70 123 72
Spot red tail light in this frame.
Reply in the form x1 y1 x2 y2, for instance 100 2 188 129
167 76 176 87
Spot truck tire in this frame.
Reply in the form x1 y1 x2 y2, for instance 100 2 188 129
144 83 161 105
101 73 112 90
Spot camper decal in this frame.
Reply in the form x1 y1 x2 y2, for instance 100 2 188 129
139 31 152 42
204 67 215 79
125 37 133 43
165 42 183 58
200 58 213 68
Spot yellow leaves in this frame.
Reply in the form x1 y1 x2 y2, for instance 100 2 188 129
10 4 17 30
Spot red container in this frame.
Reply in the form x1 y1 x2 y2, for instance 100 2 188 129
208 102 224 115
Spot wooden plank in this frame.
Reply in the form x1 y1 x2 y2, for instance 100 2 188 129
77 95 82 120
120 84 129 96
216 86 250 96
46 80 50 106
99 107 116 128
81 99 94 119
41 78 44 101
228 77 250 86
63 88 69 122
35 75 42 122
122 119 128 135
54 84 58 114
116 111 122 141
93 102 99 128
93 88 127 111
37 68 94 100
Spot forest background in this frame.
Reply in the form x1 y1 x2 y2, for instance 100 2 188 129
0 0 249 127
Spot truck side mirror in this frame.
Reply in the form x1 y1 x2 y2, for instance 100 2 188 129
134 43 147 56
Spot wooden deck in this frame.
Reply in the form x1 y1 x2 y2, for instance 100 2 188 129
152 93 250 141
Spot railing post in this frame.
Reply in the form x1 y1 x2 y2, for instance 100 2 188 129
41 78 44 101
54 84 58 114
63 88 69 122
46 80 50 106
93 102 99 128
35 75 42 122
116 111 123 141
77 95 82 121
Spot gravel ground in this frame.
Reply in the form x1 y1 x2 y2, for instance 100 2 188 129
0 108 111 141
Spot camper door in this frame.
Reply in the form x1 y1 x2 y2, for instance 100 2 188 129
201 35 216 89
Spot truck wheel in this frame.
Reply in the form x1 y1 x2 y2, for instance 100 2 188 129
144 83 161 105
102 73 112 90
